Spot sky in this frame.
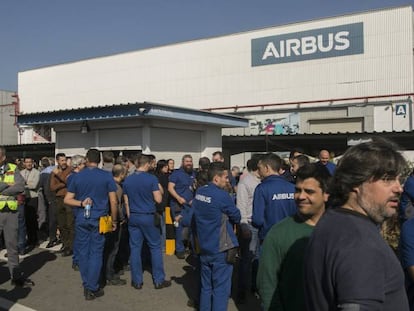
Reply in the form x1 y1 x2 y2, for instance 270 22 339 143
0 0 412 91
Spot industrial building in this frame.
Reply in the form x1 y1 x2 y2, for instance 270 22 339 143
16 5 414 165
0 90 19 145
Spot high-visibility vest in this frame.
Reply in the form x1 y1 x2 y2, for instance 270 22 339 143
0 163 18 211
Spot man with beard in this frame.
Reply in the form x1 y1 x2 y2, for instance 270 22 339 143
50 153 73 256
168 154 196 259
304 138 409 311
124 155 171 290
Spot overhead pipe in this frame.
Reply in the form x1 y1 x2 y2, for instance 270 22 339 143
204 92 414 112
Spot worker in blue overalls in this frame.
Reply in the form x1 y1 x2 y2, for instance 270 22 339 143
168 154 196 259
193 162 241 311
65 148 118 300
123 154 171 290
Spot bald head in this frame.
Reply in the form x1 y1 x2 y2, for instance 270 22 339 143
319 150 330 165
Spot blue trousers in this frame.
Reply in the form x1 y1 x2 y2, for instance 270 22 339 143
200 252 233 311
128 214 165 285
75 216 105 291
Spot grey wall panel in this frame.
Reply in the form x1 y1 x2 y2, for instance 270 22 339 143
150 128 201 153
98 128 142 148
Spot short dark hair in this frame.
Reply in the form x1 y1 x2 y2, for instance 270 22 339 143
329 137 408 206
259 153 282 172
41 157 50 168
102 151 114 163
296 163 331 193
55 153 66 160
293 154 310 168
128 153 138 165
86 149 101 164
137 154 151 167
208 162 227 182
289 147 304 160
147 154 156 161
247 154 262 172
198 157 211 171
115 155 127 165
212 151 223 159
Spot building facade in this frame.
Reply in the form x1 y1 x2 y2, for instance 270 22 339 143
17 6 414 165
0 90 19 145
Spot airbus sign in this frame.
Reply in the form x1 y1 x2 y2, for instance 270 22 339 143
251 23 363 66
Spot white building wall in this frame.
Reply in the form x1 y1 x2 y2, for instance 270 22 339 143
19 6 414 119
52 118 222 166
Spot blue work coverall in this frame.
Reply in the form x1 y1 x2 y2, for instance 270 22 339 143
193 182 241 311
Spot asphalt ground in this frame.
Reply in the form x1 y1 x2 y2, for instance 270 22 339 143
0 242 261 311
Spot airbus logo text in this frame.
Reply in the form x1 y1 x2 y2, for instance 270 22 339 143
251 23 363 66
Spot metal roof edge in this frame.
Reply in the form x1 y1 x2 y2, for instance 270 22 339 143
17 102 249 128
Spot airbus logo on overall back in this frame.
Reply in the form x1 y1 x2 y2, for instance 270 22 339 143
251 23 363 66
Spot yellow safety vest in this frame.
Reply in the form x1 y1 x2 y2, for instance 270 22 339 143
0 163 18 211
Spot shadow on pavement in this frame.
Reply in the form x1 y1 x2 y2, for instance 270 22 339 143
171 254 200 308
0 250 57 304
171 254 262 311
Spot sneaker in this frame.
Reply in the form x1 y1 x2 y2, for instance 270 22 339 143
107 278 127 286
154 280 171 289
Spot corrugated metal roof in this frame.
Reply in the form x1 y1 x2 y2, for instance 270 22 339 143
223 130 414 137
17 101 249 128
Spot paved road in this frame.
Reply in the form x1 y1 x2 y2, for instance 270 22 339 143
0 243 261 311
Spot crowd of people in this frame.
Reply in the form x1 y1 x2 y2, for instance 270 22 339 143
0 139 413 310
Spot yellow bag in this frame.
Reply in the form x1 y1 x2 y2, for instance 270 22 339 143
99 215 113 234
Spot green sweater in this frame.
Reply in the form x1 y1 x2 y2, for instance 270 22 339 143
257 215 314 311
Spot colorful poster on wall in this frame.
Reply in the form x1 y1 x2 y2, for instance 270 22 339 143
33 125 52 142
248 112 299 135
